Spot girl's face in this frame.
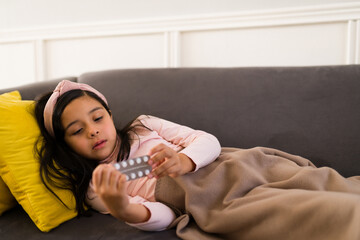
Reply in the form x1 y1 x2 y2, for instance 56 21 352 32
61 95 117 161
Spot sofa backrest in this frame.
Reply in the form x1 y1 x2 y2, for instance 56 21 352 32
0 77 77 100
79 66 360 177
1 66 359 177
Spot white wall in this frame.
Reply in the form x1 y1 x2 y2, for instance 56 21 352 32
1 0 360 89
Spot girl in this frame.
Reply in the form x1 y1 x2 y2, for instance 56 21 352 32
34 80 221 231
35 80 360 239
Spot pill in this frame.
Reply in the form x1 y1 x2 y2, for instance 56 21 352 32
114 163 120 170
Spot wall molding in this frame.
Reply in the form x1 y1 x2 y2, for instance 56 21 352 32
356 19 360 64
346 19 360 64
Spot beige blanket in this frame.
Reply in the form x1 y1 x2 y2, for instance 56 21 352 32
155 147 360 240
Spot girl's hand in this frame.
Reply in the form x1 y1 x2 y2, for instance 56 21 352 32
92 164 129 216
148 143 196 178
92 164 151 223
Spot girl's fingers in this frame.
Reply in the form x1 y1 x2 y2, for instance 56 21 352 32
109 169 121 189
151 159 172 177
93 164 107 189
148 143 167 157
148 144 170 165
152 155 182 178
157 164 180 178
93 164 123 192
117 174 127 191
149 151 167 168
148 144 184 178
103 166 112 186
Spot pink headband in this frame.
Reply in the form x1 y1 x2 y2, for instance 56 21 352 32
43 80 108 137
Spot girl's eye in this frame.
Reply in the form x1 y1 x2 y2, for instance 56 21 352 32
94 116 103 122
72 128 82 135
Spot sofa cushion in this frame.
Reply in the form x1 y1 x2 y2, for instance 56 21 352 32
0 94 77 231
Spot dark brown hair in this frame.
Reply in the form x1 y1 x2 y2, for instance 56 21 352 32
34 89 144 216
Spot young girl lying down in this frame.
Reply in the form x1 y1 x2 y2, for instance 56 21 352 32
35 80 360 239
34 80 221 231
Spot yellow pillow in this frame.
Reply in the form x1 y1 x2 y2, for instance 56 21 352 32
0 94 77 232
0 175 17 215
0 91 20 215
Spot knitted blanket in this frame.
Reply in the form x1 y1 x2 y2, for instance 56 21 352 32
155 147 360 240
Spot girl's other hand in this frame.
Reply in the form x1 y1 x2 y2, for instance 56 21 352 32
92 164 129 217
148 143 195 179
92 164 151 223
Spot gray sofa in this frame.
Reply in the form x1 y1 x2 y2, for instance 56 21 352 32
1 66 359 239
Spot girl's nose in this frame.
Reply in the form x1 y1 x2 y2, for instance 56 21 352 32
89 129 99 137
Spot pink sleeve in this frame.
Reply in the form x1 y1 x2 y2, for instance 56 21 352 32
126 195 176 231
139 115 221 171
87 184 175 231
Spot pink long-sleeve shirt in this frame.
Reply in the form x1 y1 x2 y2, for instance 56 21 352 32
86 115 221 231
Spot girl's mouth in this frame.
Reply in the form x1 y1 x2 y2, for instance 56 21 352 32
93 140 107 150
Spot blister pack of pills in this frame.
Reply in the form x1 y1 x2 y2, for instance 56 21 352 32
114 155 152 181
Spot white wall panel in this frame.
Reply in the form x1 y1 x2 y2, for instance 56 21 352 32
1 2 360 89
0 42 35 88
45 34 165 79
181 22 347 67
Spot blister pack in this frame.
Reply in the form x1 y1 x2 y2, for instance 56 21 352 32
114 155 152 181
